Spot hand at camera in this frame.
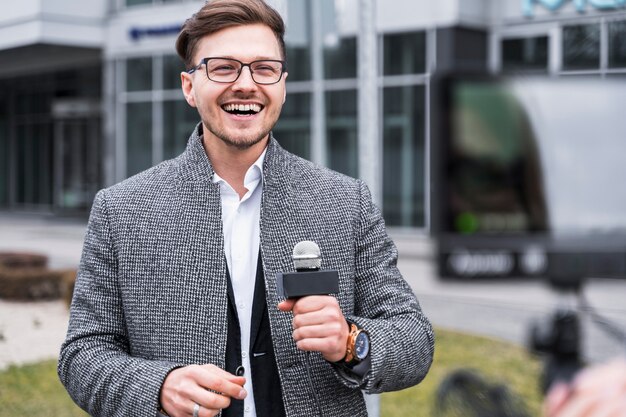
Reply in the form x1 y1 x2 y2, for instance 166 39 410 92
160 364 247 417
278 295 349 363
544 357 626 417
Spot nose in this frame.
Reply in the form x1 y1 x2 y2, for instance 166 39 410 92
232 65 258 91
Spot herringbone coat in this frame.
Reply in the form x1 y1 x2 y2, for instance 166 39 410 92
58 125 434 417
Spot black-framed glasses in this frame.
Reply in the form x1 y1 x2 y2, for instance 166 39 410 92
187 57 287 85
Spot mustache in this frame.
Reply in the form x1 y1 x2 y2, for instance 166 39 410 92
219 92 266 105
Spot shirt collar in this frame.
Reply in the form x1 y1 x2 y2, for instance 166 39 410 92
211 147 267 189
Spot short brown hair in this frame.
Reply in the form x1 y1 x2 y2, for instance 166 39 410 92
176 0 286 70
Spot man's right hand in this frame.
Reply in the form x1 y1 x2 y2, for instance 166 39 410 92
160 364 247 417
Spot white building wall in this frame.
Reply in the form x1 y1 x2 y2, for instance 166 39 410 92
0 0 42 22
103 0 493 59
105 2 200 58
0 0 107 50
332 0 492 36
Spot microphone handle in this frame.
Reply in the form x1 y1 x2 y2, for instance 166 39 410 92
276 270 339 299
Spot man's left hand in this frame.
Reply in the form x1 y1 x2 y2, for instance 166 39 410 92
278 296 349 362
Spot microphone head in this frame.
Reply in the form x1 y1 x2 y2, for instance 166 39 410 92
292 240 322 271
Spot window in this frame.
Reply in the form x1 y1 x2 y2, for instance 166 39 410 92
502 36 548 72
163 55 186 90
126 0 151 7
326 90 357 177
324 37 357 80
286 46 312 82
563 24 600 70
0 97 7 206
383 31 427 75
15 123 52 206
163 100 198 160
609 20 626 68
126 102 152 176
273 92 311 159
383 85 426 227
127 57 153 91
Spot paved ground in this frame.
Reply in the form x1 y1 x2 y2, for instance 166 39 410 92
1 213 625 372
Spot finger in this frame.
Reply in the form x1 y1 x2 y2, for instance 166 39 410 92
278 299 296 312
591 399 626 417
192 369 247 400
187 401 223 417
295 336 328 352
198 364 246 386
295 337 345 362
574 363 626 394
551 389 605 417
292 296 337 315
293 322 344 341
189 387 232 411
292 307 343 330
544 383 572 416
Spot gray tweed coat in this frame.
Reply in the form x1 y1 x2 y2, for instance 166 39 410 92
58 125 434 417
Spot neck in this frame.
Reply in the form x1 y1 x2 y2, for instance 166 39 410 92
202 131 268 199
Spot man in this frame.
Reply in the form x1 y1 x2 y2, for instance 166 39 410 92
58 1 434 416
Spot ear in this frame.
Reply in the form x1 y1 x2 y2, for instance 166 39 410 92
181 71 197 107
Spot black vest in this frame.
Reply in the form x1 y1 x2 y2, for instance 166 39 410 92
223 255 286 417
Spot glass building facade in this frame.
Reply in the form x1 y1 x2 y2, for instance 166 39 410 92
111 0 432 228
1 0 626 232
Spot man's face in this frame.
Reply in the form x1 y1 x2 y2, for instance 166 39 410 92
181 24 287 150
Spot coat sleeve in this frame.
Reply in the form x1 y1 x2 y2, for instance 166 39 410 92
57 190 182 417
334 180 435 393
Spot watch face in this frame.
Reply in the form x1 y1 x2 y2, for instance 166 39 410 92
355 331 370 360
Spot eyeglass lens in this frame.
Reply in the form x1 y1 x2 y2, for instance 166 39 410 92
205 58 283 84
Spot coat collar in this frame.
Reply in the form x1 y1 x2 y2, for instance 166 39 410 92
177 122 293 195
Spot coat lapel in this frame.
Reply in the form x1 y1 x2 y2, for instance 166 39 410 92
173 124 229 367
259 136 306 369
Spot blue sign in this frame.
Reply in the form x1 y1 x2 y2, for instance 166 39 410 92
129 24 182 41
523 0 626 16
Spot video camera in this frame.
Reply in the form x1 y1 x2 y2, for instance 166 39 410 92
431 73 626 289
430 73 626 390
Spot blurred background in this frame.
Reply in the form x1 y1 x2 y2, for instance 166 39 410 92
1 0 626 416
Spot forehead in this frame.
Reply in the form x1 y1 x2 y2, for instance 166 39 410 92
194 23 282 62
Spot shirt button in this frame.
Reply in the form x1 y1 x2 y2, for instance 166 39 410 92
242 351 248 358
245 406 251 413
238 303 245 310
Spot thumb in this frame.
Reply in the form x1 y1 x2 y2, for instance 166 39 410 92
278 299 296 312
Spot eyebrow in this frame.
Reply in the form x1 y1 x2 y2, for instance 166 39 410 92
209 55 283 61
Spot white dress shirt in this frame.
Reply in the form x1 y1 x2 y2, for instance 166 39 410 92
212 149 266 417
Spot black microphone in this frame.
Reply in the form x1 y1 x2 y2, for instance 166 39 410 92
276 241 339 299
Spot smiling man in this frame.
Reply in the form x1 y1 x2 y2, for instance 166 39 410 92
58 1 434 417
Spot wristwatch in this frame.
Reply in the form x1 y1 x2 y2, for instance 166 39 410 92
344 322 370 365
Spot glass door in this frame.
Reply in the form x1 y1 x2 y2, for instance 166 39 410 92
54 117 101 212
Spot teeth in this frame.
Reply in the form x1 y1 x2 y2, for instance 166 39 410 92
224 103 261 113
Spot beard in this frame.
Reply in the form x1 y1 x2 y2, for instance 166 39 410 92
202 118 272 150
198 90 283 150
